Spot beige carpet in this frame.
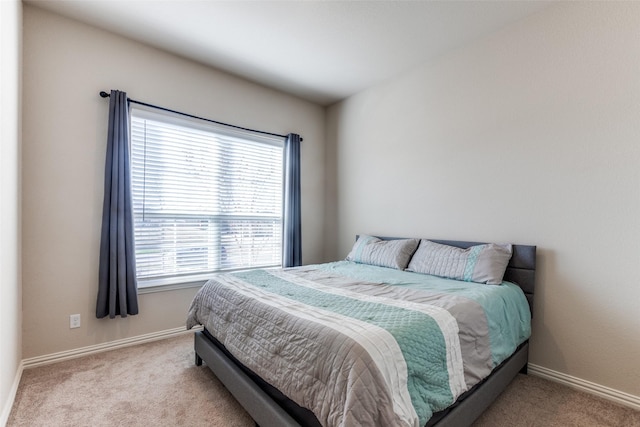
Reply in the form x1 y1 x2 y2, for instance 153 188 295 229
8 333 640 427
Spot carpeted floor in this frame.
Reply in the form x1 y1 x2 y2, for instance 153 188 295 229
8 333 640 427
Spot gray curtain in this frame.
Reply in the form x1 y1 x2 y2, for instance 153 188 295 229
96 90 139 318
283 133 302 267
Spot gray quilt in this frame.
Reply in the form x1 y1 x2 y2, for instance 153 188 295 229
186 261 531 427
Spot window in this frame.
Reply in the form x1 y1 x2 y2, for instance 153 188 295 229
130 106 284 287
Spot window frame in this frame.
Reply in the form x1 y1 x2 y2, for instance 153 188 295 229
129 105 285 291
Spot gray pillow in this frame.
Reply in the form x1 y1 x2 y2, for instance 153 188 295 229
406 240 513 285
346 235 419 270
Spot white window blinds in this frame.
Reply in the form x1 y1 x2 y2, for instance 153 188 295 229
130 107 284 285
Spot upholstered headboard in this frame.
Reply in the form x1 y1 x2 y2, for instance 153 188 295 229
365 236 537 314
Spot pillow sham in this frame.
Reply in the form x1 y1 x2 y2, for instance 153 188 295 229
406 240 513 285
346 235 419 270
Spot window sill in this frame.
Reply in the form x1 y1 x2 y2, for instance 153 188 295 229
137 279 207 295
136 266 281 294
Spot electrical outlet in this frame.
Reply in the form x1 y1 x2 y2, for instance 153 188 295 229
70 314 81 329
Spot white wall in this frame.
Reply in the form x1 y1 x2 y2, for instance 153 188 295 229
326 2 640 398
22 6 325 359
0 0 22 423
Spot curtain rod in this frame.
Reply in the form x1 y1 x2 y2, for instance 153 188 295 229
99 91 301 141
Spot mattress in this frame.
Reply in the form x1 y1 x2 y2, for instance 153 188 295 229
186 261 531 427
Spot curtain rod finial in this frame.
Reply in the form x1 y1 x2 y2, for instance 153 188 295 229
100 91 110 98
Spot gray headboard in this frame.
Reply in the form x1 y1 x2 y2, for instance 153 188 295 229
366 236 536 314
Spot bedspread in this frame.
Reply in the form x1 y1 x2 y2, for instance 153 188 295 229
186 261 531 427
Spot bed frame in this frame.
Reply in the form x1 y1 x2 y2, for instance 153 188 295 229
194 238 536 427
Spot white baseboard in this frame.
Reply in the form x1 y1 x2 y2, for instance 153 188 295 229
22 326 202 369
1 360 24 427
528 363 640 411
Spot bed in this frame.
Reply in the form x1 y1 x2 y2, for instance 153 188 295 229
187 236 536 427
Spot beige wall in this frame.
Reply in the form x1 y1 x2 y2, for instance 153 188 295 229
0 0 22 422
22 6 325 359
326 2 640 397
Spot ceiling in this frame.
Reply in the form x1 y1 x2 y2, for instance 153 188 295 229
27 1 551 106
